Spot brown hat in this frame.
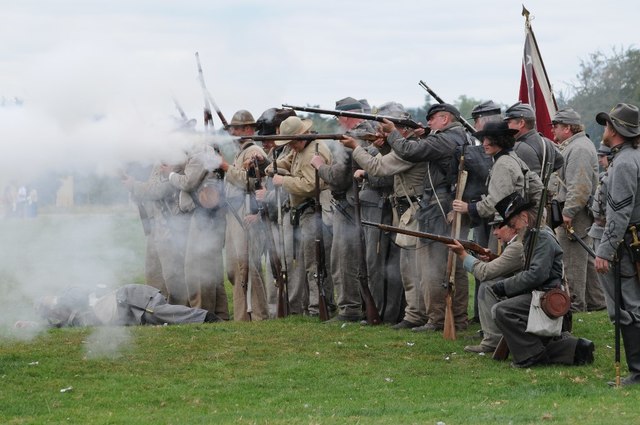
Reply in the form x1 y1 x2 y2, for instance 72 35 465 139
552 108 582 125
596 103 640 138
229 110 256 127
275 116 313 146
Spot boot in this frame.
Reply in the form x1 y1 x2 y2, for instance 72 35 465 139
620 324 640 385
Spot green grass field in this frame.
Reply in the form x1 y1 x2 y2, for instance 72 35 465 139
0 212 637 424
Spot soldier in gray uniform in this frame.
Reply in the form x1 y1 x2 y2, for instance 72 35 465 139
588 145 611 252
165 136 229 320
448 209 523 353
550 108 606 312
380 103 469 331
309 97 366 321
504 102 563 176
490 193 595 368
25 284 221 328
594 103 640 386
123 163 190 306
343 102 426 329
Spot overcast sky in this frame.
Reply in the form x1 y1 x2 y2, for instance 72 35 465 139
0 0 638 182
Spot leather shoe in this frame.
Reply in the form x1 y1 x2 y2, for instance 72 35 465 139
608 373 640 387
326 314 361 323
411 323 444 333
464 344 496 354
391 320 422 330
573 338 595 365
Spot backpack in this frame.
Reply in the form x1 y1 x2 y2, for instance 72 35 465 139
451 134 493 203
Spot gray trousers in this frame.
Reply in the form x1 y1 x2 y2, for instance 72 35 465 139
599 246 640 374
153 214 190 306
185 208 228 319
557 216 606 311
477 280 503 349
401 248 426 325
361 198 403 323
494 292 578 365
115 285 207 325
286 209 334 315
331 201 362 317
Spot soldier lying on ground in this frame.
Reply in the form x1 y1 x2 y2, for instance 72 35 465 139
14 284 222 328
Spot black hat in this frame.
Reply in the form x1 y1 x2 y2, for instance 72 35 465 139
596 103 640 138
471 100 502 119
504 101 535 120
494 192 535 224
474 121 518 140
426 103 460 120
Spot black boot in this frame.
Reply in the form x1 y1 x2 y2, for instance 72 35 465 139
204 311 222 323
573 338 595 365
620 325 640 385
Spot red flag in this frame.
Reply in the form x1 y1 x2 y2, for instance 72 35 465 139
518 7 557 140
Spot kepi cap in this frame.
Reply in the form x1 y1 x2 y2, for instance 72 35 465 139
426 103 460 120
471 100 502 119
552 108 582 125
504 102 535 120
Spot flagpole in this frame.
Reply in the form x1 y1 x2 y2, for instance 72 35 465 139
522 5 558 110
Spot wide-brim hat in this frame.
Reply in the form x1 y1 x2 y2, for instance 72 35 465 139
275 116 313 146
229 110 257 127
474 121 518 140
596 103 640 138
494 192 535 224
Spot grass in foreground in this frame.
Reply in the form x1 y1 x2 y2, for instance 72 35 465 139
1 311 638 425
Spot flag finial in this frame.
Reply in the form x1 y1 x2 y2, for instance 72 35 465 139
522 5 531 27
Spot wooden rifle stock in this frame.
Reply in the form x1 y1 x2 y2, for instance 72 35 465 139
362 220 498 261
314 142 330 321
352 159 381 325
282 104 428 131
243 169 252 321
492 337 510 361
418 81 476 135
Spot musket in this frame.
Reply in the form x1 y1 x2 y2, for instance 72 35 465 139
443 143 468 340
282 104 428 131
243 168 253 321
525 161 554 270
362 220 498 261
314 142 331 321
253 157 289 318
273 148 290 299
195 52 214 130
352 159 382 326
237 131 379 143
418 80 476 134
172 97 190 123
614 246 622 388
195 52 229 129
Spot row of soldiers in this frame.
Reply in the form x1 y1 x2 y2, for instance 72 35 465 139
122 96 640 384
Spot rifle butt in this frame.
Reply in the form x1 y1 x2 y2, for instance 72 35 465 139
443 293 456 340
492 336 510 361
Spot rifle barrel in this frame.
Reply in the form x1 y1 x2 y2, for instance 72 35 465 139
362 220 497 261
282 104 427 130
417 81 477 135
